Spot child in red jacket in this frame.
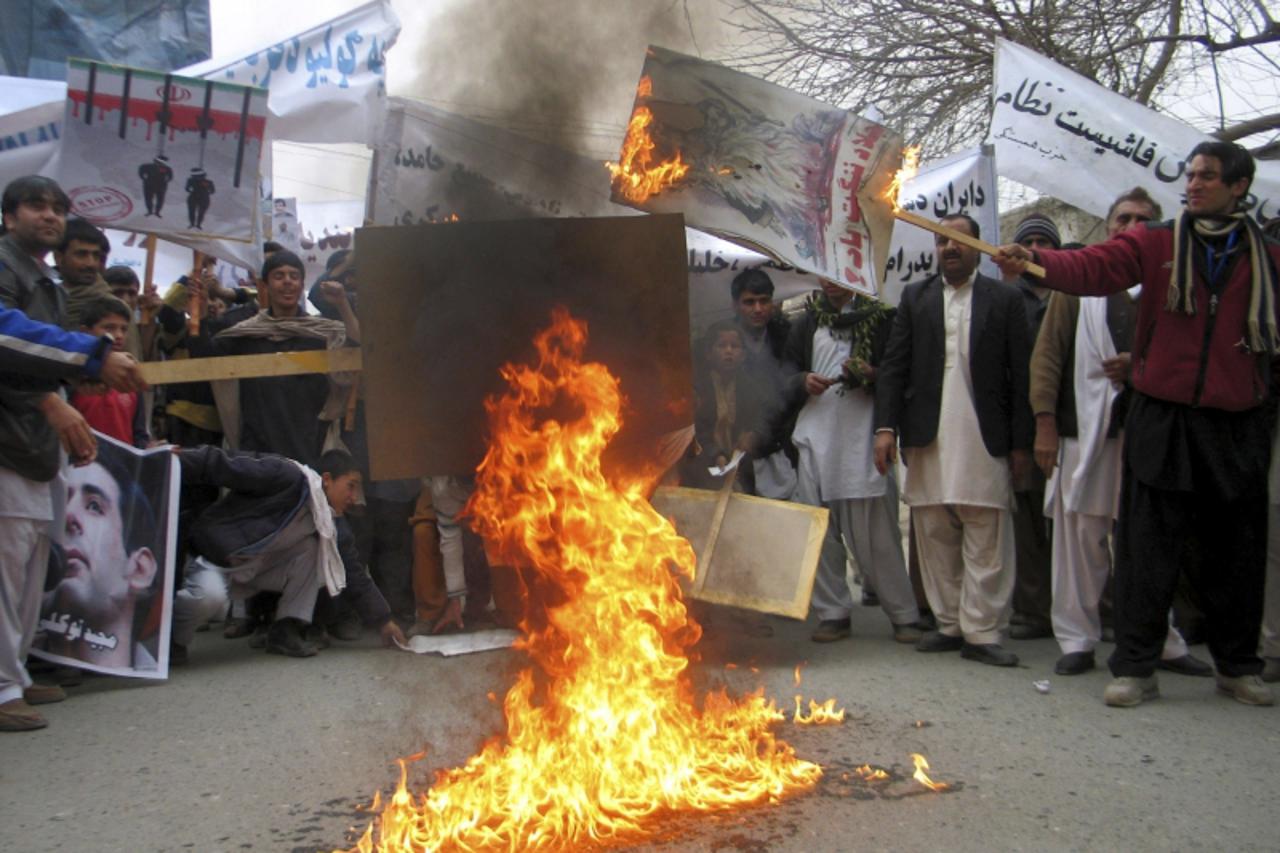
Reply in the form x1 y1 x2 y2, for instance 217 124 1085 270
70 296 149 447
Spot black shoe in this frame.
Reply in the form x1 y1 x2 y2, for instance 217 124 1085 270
811 618 852 643
916 630 964 653
265 618 319 658
1157 654 1214 677
302 623 332 650
960 642 1019 667
1054 650 1095 676
1009 622 1053 640
916 610 938 632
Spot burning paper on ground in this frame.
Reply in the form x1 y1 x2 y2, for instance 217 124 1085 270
50 59 268 241
341 310 822 852
607 46 902 297
396 629 520 657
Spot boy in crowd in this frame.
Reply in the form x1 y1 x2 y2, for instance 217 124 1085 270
70 297 149 448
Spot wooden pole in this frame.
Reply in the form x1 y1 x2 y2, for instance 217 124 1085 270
137 347 362 385
142 234 158 294
187 251 204 337
894 209 1046 278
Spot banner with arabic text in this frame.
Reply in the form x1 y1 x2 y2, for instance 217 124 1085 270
49 59 268 242
178 0 399 145
990 38 1278 225
610 46 901 297
31 435 179 680
371 97 624 227
882 146 999 306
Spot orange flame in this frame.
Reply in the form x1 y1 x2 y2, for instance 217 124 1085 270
792 696 847 726
343 309 820 851
883 145 921 214
854 764 889 782
911 753 950 792
606 77 690 204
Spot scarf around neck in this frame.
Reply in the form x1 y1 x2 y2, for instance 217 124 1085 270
1168 211 1278 354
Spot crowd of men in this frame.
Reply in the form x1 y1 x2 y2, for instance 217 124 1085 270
1 138 1278 733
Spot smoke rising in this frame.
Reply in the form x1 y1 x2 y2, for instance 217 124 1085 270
400 0 730 158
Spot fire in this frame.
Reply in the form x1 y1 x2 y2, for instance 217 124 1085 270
792 696 846 726
910 753 950 792
854 764 889 782
606 77 690 203
343 310 820 851
883 145 921 213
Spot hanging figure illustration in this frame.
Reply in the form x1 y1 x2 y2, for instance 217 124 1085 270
185 167 215 229
138 155 173 216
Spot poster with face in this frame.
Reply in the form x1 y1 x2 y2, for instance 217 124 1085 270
30 435 180 680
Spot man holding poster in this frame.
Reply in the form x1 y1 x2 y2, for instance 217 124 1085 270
997 141 1280 708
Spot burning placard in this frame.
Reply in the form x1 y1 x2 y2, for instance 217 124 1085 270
49 59 268 242
608 46 902 297
30 434 179 680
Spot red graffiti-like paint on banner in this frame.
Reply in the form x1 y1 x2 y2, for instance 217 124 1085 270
67 91 267 141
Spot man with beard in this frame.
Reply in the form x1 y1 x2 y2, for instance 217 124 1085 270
55 218 113 332
875 213 1033 668
997 141 1280 707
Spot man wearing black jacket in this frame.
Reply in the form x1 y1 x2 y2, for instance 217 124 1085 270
178 445 405 657
874 214 1033 668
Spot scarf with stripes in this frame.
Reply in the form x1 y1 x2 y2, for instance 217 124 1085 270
1167 211 1278 354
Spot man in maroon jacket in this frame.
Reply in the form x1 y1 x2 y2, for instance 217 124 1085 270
996 141 1280 708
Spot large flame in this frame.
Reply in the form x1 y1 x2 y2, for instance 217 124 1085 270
344 309 820 851
882 145 921 214
606 77 690 204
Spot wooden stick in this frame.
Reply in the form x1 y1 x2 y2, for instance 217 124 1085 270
693 471 737 594
138 347 362 385
142 234 158 293
187 251 205 336
894 209 1046 278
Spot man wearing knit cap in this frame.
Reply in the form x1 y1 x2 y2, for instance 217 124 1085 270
996 141 1280 708
1005 213 1061 642
1028 187 1210 680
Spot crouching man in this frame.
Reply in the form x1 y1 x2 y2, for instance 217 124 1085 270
176 445 405 657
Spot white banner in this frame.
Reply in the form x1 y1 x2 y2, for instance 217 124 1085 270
371 97 624 226
49 60 268 242
612 47 901 298
990 38 1278 225
178 0 399 145
883 146 1000 306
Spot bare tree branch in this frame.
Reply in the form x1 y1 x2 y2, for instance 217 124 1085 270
721 0 1280 157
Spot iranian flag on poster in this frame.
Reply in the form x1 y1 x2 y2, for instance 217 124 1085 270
50 59 268 242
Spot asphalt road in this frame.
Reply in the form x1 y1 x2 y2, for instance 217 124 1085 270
3 601 1276 852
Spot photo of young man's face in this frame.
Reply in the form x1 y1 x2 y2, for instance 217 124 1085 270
57 461 155 623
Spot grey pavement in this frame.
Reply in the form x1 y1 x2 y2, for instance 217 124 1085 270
2 602 1276 852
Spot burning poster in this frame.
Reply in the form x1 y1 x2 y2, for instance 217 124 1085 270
609 46 902 297
30 435 180 681
882 145 1000 306
49 59 268 242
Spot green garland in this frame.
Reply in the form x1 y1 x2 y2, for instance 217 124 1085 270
806 291 894 390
